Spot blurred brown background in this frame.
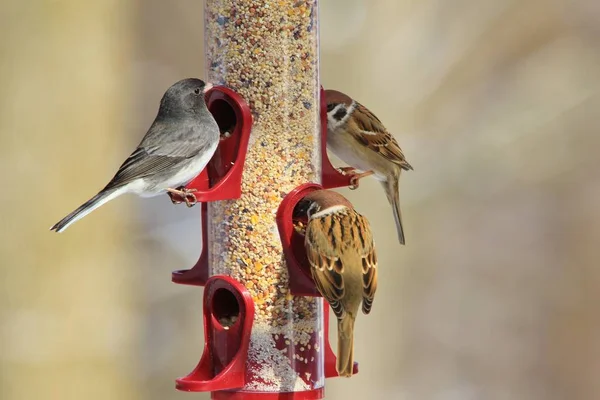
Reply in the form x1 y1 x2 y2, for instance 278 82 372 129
2 0 600 399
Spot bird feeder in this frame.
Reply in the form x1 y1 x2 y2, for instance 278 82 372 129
172 1 360 398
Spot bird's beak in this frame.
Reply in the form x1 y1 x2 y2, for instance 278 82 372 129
292 199 310 219
203 82 214 93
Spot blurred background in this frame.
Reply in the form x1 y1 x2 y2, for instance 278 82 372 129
2 0 600 399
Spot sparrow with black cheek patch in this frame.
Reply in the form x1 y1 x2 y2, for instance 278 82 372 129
293 189 378 377
50 78 219 233
325 89 413 245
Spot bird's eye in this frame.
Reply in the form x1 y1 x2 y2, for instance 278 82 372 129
194 88 201 95
326 104 335 112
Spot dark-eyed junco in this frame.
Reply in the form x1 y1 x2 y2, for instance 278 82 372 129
50 78 219 233
325 89 413 245
293 190 378 377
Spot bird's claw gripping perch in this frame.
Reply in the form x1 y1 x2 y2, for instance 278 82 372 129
336 166 357 175
167 187 198 207
349 171 374 190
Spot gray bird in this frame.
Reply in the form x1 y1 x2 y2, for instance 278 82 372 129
50 78 219 233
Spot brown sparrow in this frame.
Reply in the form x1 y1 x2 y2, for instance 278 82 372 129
293 189 377 377
325 89 413 245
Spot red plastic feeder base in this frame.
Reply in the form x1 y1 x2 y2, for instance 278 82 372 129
211 388 324 400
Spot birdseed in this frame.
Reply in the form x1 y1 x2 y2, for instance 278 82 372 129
204 0 324 392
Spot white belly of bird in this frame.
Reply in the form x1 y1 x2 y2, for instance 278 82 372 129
327 131 388 182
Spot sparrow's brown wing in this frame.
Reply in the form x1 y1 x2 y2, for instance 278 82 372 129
348 102 413 171
305 210 378 318
356 214 378 315
305 214 346 319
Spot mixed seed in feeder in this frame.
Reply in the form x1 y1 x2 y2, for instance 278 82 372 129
204 0 323 392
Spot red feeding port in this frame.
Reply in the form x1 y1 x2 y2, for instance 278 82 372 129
170 86 252 203
176 275 254 392
275 183 323 297
171 203 209 286
171 86 252 286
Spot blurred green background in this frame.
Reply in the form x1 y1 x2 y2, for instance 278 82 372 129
2 0 600 399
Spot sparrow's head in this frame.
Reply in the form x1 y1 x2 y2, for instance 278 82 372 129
325 89 355 132
159 78 214 116
293 190 354 220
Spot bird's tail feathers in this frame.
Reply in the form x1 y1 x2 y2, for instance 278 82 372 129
336 313 356 377
50 188 124 233
382 178 405 245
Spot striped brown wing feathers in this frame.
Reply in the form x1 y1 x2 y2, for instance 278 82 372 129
305 215 346 318
305 209 378 318
350 213 377 315
349 103 413 171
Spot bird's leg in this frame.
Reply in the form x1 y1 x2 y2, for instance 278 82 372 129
167 187 198 207
349 171 374 190
337 166 357 175
182 187 198 208
167 190 182 205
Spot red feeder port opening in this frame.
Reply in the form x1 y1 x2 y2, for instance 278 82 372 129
170 86 253 204
205 94 243 185
212 288 240 329
176 275 254 393
276 183 324 297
